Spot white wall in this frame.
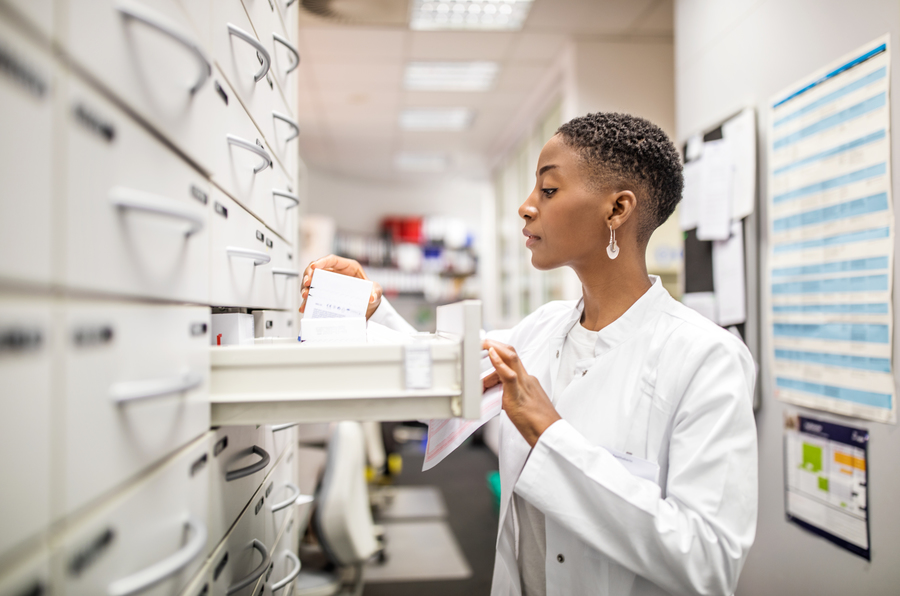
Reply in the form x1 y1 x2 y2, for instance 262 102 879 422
573 39 676 138
675 1 900 594
305 167 490 237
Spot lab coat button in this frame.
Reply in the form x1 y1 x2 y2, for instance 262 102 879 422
557 554 565 563
555 350 559 358
581 370 587 376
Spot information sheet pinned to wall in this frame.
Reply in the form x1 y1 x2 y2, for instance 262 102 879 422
784 413 870 560
766 35 895 423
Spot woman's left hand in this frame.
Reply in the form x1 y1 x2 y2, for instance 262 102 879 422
483 339 562 447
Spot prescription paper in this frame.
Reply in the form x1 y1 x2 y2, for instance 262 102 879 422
304 268 373 319
423 355 501 471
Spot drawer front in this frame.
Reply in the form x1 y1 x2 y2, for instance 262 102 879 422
265 92 299 190
258 510 299 596
0 0 54 42
209 72 281 233
0 544 51 596
0 297 54 560
241 0 297 120
63 74 211 303
267 161 299 244
208 483 269 596
211 0 276 135
56 434 211 596
253 310 295 338
60 302 210 517
211 189 296 309
208 426 273 551
0 18 55 287
260 443 299 548
64 0 219 174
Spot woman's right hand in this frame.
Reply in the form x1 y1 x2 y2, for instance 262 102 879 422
300 255 383 320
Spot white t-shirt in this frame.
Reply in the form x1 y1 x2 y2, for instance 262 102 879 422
516 319 599 596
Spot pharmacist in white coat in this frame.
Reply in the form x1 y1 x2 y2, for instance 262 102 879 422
302 112 758 596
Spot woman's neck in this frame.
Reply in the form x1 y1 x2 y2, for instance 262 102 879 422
576 254 652 332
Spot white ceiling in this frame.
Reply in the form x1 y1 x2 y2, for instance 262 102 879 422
293 0 673 183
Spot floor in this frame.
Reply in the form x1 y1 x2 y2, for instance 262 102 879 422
363 437 500 596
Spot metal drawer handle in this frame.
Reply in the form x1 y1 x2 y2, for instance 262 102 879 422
110 372 203 404
226 539 270 595
227 23 271 83
107 516 207 596
226 246 271 266
272 422 297 432
272 33 300 74
225 445 270 481
271 482 313 512
272 189 300 209
110 187 205 236
285 0 297 7
226 134 272 173
272 268 299 277
116 0 211 94
270 551 301 592
272 112 300 142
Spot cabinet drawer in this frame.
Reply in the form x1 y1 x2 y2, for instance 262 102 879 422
60 302 210 517
254 310 296 339
64 0 219 174
207 483 270 596
265 90 299 189
257 510 300 596
208 426 273 552
240 0 298 120
260 444 301 548
210 301 482 425
56 434 211 596
0 543 50 596
0 0 54 42
63 74 211 303
0 297 54 560
211 0 276 136
209 189 297 309
0 18 55 287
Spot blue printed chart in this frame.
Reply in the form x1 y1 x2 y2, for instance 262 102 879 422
767 36 894 423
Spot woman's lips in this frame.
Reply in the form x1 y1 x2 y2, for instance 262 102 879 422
523 229 541 248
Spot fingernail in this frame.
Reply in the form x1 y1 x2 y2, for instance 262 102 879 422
303 275 308 285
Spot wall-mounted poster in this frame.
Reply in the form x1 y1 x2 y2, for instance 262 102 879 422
784 413 870 560
765 35 895 423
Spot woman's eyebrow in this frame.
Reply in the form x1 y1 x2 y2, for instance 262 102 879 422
537 164 558 176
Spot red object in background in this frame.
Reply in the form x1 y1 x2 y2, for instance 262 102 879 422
217 334 222 346
381 216 422 244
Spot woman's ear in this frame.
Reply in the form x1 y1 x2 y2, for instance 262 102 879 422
608 190 638 230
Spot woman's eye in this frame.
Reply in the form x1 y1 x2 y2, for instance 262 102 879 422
542 188 557 197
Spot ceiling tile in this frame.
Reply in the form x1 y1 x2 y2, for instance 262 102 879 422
493 63 553 92
507 33 568 64
310 63 403 91
524 0 656 35
301 28 408 61
634 0 673 34
409 31 515 61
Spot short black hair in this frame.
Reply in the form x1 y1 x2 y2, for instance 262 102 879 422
556 112 683 243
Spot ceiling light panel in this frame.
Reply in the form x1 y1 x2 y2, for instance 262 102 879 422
404 61 499 91
400 108 474 130
410 0 535 31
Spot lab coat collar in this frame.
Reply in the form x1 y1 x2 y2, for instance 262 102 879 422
565 275 668 358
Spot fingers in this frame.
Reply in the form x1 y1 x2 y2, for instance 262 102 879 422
300 255 367 314
482 370 500 391
483 340 523 373
488 347 518 385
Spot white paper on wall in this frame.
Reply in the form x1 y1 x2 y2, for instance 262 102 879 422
696 139 734 241
679 160 702 231
713 220 747 326
722 108 757 220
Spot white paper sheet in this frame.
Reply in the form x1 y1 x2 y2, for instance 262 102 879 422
422 356 501 471
713 221 747 326
679 160 701 231
722 108 757 220
304 268 373 319
696 139 734 241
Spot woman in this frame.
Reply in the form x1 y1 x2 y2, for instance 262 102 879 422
301 112 758 596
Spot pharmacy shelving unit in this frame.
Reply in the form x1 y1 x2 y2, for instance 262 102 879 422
0 1 481 595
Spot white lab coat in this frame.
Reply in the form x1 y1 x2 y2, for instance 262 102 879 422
371 277 758 596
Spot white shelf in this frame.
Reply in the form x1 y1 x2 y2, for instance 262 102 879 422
209 300 483 425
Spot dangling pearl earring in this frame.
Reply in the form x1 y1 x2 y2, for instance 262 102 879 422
607 225 619 260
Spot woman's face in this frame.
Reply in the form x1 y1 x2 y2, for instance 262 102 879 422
519 135 610 271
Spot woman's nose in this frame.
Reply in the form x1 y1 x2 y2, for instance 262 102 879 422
518 197 538 220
